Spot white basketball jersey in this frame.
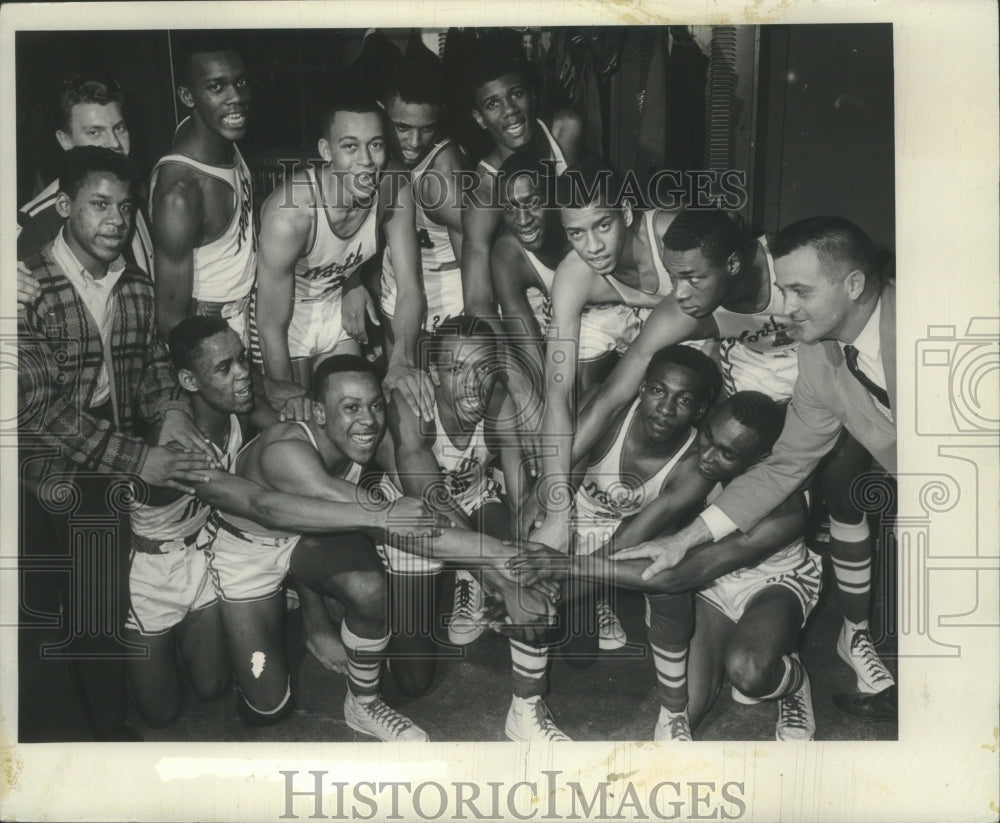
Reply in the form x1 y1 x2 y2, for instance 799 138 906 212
150 132 256 303
382 402 502 517
522 247 555 325
132 415 243 544
713 237 799 399
573 400 696 554
382 139 461 323
295 166 379 303
604 210 673 309
477 119 569 177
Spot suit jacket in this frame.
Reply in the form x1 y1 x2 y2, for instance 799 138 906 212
714 283 896 533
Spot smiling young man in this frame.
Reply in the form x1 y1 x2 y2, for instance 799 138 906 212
491 148 649 399
573 209 893 697
615 217 896 701
125 316 273 728
17 146 215 741
378 56 468 333
18 76 155 278
195 353 552 740
193 355 430 739
459 49 584 317
529 158 684 552
150 37 256 343
251 92 433 424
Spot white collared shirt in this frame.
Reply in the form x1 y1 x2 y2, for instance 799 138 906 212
700 295 891 542
51 228 125 408
842 298 892 421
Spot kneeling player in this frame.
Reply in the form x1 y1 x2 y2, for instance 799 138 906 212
507 345 719 739
612 393 821 740
124 316 275 726
199 354 553 740
515 392 821 741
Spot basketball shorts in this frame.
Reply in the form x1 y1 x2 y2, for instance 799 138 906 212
125 536 216 635
530 293 644 362
382 265 465 334
249 290 352 367
198 511 301 603
697 548 823 626
193 294 250 348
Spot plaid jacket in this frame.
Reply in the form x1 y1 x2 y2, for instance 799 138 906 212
18 245 188 498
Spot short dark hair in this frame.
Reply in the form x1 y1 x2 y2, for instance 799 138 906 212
57 145 138 200
312 355 380 402
168 315 231 372
645 344 723 407
498 146 557 202
380 56 445 109
466 47 533 109
662 209 743 267
173 31 242 88
725 391 787 454
54 76 125 134
318 92 384 140
557 157 624 210
770 216 881 287
425 315 499 367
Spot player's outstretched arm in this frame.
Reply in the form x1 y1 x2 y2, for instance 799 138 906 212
387 389 475 531
193 470 441 539
421 142 466 260
528 260 590 549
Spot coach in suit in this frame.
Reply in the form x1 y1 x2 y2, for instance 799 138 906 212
615 215 896 585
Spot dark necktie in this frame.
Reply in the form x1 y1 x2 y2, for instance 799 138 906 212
844 344 891 410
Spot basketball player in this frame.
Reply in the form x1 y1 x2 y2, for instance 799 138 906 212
460 48 584 317
252 92 433 421
510 345 716 739
124 316 274 728
378 56 468 333
18 75 155 278
529 159 683 551
149 37 256 346
582 211 893 695
195 354 552 740
492 148 650 398
514 392 821 742
369 317 531 678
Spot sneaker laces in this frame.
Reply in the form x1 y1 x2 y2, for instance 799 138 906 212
851 630 893 686
665 711 692 741
596 601 619 633
360 698 414 738
453 577 475 617
528 700 570 741
779 688 810 731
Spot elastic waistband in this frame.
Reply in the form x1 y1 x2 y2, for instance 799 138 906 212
193 294 250 319
132 530 198 555
207 510 294 546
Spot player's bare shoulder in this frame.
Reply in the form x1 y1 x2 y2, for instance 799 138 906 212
151 161 206 229
376 158 412 223
549 108 585 161
260 165 316 232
